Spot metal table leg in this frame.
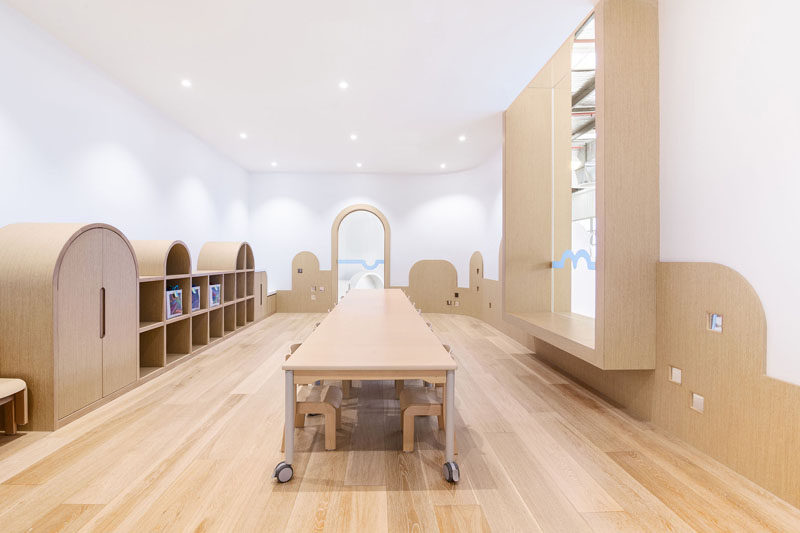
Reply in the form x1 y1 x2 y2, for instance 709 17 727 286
443 369 459 482
274 370 295 482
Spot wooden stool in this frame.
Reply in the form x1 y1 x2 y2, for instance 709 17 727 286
399 387 456 453
396 345 452 397
282 351 343 451
0 378 28 435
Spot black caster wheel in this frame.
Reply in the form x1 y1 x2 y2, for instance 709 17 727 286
273 461 294 483
443 461 460 483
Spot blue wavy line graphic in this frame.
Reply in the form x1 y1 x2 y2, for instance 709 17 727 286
552 249 596 271
337 259 385 271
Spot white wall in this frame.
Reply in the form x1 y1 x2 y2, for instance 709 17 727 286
0 4 250 261
660 0 800 384
250 151 503 292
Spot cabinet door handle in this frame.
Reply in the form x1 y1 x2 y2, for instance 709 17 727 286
100 287 106 339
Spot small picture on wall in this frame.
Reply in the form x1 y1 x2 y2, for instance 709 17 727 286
210 284 221 307
191 286 201 311
708 313 723 333
166 288 183 319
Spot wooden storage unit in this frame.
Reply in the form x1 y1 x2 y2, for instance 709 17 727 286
0 223 139 430
130 240 263 378
503 0 659 370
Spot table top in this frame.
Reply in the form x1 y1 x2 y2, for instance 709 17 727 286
283 289 457 372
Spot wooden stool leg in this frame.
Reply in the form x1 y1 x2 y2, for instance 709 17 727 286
2 400 15 435
402 409 416 452
336 407 342 429
342 380 351 398
295 412 305 428
324 407 337 450
14 389 27 426
437 412 445 430
395 380 404 399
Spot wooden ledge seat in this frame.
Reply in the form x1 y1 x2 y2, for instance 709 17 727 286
399 387 446 453
0 378 28 435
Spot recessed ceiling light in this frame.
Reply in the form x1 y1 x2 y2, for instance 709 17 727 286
270 161 278 168
356 162 363 168
338 80 349 90
239 132 248 140
440 163 447 169
181 79 192 88
350 133 358 141
458 134 467 142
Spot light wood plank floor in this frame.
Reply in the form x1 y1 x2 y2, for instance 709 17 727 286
1 313 799 532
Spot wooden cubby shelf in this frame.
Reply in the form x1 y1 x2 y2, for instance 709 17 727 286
131 240 264 378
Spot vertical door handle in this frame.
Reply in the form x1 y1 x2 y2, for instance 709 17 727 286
260 283 263 305
100 287 106 338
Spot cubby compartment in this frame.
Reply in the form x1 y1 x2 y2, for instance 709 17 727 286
166 242 191 276
236 272 245 299
236 246 246 270
245 244 254 269
236 300 246 327
246 271 254 296
165 277 191 321
139 280 164 328
246 297 254 323
224 303 236 334
208 274 223 308
191 275 209 312
191 314 209 351
139 326 165 377
209 307 224 341
223 273 236 303
166 318 191 365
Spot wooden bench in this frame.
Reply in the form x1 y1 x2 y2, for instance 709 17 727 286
1 379 28 435
399 387 451 453
282 348 343 451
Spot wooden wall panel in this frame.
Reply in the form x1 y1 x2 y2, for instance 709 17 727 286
654 262 800 507
503 86 553 316
276 252 333 313
595 0 660 370
405 260 464 314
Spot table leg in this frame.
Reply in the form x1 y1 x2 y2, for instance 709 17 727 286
274 370 295 482
443 369 459 483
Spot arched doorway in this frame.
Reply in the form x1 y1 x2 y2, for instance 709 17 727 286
331 204 391 302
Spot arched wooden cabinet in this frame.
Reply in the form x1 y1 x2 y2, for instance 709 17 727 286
0 223 138 430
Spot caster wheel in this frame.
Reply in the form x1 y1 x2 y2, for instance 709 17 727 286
443 461 460 483
273 461 294 483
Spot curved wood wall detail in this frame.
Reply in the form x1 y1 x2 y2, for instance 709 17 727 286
130 240 191 277
330 204 391 303
197 241 254 272
276 252 333 312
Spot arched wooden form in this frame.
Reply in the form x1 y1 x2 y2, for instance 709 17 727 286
129 240 191 277
0 223 138 430
197 242 254 272
331 204 391 302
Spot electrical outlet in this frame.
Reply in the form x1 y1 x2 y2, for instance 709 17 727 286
454 301 460 307
297 268 303 274
669 366 682 384
319 286 325 292
446 300 451 306
454 292 459 298
691 392 705 413
311 294 317 301
488 302 492 308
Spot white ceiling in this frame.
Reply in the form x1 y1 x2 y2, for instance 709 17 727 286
6 0 593 174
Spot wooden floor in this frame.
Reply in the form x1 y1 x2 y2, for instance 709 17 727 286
1 313 799 532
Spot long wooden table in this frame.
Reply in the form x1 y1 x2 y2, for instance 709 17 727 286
275 289 459 483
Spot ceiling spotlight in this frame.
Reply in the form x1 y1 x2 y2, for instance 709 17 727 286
350 133 358 141
270 161 278 168
458 134 466 142
338 80 349 90
239 132 248 140
356 162 363 168
440 163 447 169
181 79 192 88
